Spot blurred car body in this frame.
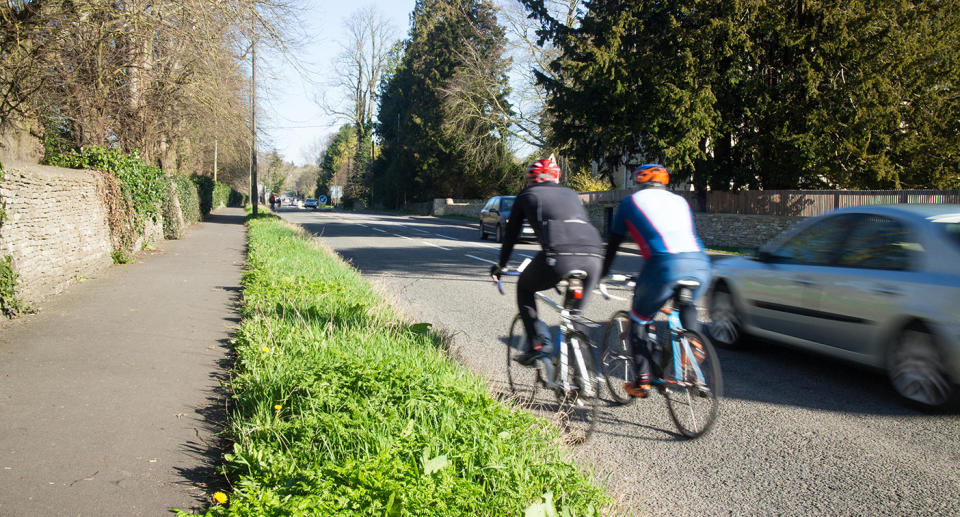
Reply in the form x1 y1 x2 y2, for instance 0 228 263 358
478 195 535 243
304 198 317 209
708 204 960 409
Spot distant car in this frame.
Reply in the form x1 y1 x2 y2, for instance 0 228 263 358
479 195 535 243
707 204 960 409
304 198 318 209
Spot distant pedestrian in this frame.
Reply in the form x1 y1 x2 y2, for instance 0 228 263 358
269 194 276 210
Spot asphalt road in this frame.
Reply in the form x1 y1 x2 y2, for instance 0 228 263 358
279 207 960 516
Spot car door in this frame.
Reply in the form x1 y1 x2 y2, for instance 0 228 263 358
741 214 858 342
813 214 920 357
480 198 496 229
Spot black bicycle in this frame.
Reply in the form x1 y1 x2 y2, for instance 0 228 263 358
497 267 601 444
600 275 722 438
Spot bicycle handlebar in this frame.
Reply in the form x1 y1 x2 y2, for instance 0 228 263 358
495 269 521 295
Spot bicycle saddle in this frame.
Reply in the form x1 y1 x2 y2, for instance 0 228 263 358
563 270 589 281
673 279 701 304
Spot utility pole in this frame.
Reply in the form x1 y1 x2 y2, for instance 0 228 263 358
249 26 259 215
213 138 218 183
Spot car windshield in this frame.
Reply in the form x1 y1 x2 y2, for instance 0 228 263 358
500 197 514 213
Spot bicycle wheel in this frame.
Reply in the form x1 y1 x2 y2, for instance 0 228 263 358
506 313 539 405
601 311 636 405
555 330 599 444
662 329 722 438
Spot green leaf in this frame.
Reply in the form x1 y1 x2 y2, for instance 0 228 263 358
423 454 450 475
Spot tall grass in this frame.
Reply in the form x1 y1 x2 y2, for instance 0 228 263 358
182 214 609 516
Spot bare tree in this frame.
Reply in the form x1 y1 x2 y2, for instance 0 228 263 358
496 0 581 155
0 0 303 193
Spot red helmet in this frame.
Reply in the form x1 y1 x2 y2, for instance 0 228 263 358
526 158 561 184
633 164 669 186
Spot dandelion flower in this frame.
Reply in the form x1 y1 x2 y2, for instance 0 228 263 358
213 492 228 504
262 346 270 354
274 404 283 411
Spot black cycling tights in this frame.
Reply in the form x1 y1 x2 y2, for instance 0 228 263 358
516 252 602 349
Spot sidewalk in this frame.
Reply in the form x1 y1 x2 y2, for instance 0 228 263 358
0 207 247 516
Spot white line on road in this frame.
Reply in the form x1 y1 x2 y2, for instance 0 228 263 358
392 233 413 240
400 225 431 234
433 234 460 241
466 254 498 265
372 228 387 233
423 241 452 251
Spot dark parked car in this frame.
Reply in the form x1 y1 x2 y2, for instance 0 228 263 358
479 196 535 243
708 204 960 409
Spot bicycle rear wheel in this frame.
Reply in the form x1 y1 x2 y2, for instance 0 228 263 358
506 313 539 405
601 311 636 406
662 329 722 438
555 330 599 444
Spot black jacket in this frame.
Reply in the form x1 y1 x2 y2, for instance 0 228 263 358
498 182 604 268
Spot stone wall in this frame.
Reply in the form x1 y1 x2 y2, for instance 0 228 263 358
0 160 164 305
0 161 114 304
693 213 803 250
432 198 487 218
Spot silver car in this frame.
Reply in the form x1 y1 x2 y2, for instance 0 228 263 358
708 204 960 409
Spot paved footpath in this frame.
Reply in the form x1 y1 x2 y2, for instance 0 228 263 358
0 207 247 516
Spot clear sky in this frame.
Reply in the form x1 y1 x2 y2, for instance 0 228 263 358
260 1 418 166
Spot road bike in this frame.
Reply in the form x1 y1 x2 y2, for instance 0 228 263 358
496 266 601 444
599 275 722 438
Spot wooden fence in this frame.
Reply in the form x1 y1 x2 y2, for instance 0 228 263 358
581 189 960 217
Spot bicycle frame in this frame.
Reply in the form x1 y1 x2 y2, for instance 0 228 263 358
535 292 594 395
497 270 595 397
658 305 708 389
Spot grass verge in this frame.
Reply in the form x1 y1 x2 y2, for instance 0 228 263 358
180 213 608 516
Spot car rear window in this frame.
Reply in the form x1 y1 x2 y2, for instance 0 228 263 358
927 214 960 251
939 222 960 250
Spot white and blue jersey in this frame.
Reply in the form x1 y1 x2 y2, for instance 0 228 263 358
604 187 711 324
610 188 704 258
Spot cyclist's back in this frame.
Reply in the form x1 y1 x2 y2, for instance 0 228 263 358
612 187 704 259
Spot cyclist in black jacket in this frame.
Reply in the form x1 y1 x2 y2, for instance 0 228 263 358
490 158 604 365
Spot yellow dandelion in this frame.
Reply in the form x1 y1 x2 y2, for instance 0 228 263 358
261 346 270 354
213 491 228 504
274 404 283 411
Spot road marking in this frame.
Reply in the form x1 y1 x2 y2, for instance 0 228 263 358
466 254 498 265
372 228 387 233
392 233 413 240
400 225 431 234
423 241 452 251
433 234 460 241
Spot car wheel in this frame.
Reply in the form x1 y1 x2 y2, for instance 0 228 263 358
887 325 956 410
495 224 503 243
708 284 745 348
479 221 487 240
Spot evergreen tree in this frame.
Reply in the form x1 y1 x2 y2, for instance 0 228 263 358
372 0 513 207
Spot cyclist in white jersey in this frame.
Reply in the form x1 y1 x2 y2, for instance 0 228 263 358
602 164 712 397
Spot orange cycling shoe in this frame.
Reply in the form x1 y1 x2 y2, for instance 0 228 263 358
623 381 651 398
